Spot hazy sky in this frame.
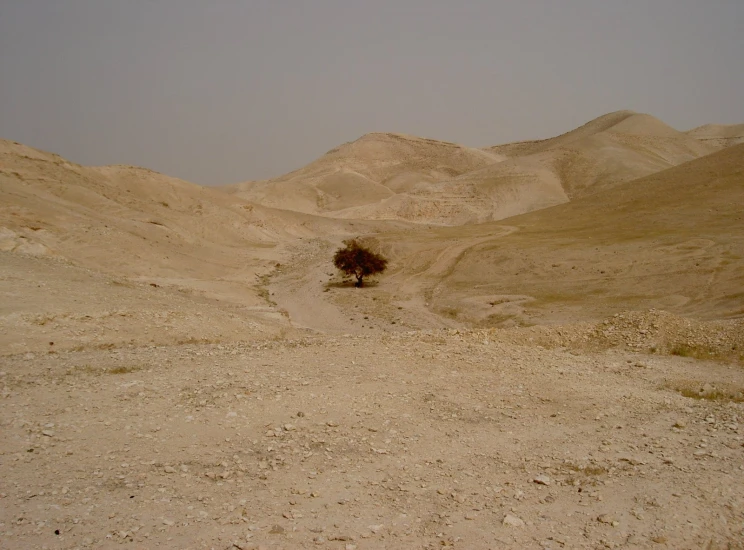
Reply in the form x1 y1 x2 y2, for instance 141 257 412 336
1 1 743 185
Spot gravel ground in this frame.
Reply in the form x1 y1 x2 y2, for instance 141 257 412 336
2 329 743 549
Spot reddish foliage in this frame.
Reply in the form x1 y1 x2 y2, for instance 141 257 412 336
333 239 388 287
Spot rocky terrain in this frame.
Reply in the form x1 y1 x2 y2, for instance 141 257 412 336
2 318 743 549
1 111 743 548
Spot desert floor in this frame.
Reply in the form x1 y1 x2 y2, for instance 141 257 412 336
1 118 743 548
2 247 743 550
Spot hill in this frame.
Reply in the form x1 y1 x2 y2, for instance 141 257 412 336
221 111 720 224
3 125 744 549
221 132 503 216
686 122 744 148
365 142 744 327
0 139 411 345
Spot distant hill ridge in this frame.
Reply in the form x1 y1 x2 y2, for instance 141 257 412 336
220 110 736 224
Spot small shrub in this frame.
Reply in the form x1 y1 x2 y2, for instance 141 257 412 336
669 380 744 403
670 344 693 357
108 365 142 375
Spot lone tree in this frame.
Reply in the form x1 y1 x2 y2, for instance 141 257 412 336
333 239 388 287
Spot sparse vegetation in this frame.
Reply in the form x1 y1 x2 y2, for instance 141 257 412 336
667 343 737 363
256 273 277 306
64 364 143 376
668 379 744 403
332 239 388 288
669 344 694 357
108 365 143 375
565 462 609 477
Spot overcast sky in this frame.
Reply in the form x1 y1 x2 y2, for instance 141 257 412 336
1 1 743 185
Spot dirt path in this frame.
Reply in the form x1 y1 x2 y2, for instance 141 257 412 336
268 226 519 336
268 238 357 334
386 226 518 320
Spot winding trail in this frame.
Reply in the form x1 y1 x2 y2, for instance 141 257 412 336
268 225 519 333
268 238 354 333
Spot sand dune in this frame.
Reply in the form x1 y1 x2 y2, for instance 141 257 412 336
221 111 721 224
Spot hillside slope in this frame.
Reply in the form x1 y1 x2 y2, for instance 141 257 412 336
222 111 722 225
686 123 744 148
0 140 408 313
222 132 503 215
367 142 744 326
483 111 718 198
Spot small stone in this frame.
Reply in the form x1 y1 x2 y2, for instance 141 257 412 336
164 466 176 474
533 475 551 486
42 430 54 437
162 519 174 526
464 513 477 520
673 420 686 429
284 424 296 431
269 525 285 535
503 514 525 527
368 524 384 534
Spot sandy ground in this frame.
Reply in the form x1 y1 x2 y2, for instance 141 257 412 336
2 328 744 550
1 113 743 548
2 246 743 550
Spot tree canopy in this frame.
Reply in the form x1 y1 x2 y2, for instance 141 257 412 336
333 239 388 287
